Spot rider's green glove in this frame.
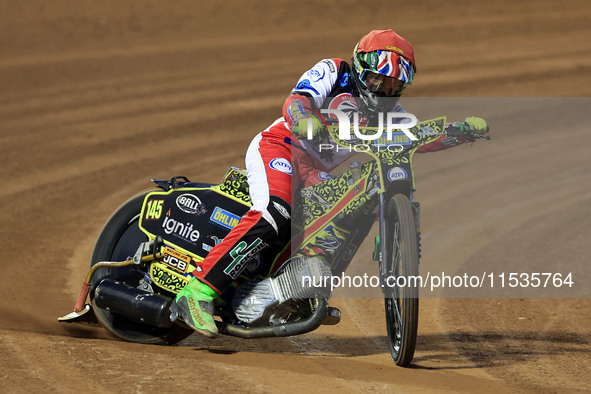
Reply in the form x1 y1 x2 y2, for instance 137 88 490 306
464 117 489 135
291 114 324 140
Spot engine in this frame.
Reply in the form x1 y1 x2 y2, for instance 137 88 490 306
231 256 332 326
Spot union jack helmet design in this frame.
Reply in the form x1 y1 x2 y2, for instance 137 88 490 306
356 50 415 83
352 29 416 112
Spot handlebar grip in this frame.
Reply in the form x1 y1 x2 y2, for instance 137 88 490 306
445 122 491 140
445 122 469 137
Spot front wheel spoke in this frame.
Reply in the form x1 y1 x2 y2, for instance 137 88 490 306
394 297 403 331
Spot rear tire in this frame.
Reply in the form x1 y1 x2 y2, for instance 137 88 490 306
90 190 193 345
384 193 419 366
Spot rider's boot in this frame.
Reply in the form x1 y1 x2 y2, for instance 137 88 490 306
174 277 218 338
174 199 291 339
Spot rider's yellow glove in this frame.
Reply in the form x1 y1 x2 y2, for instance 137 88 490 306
464 117 489 135
291 114 324 140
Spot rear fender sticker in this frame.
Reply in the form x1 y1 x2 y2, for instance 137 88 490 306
150 263 189 293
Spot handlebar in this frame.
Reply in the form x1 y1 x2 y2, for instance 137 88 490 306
445 122 491 140
321 119 491 143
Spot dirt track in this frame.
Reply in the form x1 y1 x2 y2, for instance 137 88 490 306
1 1 590 392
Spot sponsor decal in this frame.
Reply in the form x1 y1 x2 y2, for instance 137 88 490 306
303 224 349 263
386 45 404 54
162 247 191 273
325 93 369 127
318 171 333 180
301 187 330 206
210 207 241 230
339 72 349 87
188 298 207 326
387 167 408 182
441 136 461 147
202 235 221 252
269 158 293 175
272 201 290 220
145 199 164 220
316 234 341 253
374 132 413 146
162 215 200 243
308 68 325 82
245 254 264 275
287 101 306 123
327 93 359 114
176 194 206 215
339 242 360 265
295 79 320 95
224 238 268 279
322 59 336 73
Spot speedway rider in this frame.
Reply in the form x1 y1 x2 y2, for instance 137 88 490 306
174 29 490 337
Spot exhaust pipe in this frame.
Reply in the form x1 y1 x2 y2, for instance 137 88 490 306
217 298 328 338
94 279 175 328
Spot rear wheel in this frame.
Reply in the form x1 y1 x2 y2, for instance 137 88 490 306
90 190 193 345
384 193 419 366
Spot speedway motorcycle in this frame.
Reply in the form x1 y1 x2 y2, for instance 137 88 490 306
59 117 488 367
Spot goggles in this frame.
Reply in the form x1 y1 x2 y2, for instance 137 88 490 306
359 69 409 97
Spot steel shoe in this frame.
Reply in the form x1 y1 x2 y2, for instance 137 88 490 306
174 277 218 338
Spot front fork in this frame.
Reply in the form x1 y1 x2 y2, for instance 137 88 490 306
377 193 403 325
376 192 421 292
412 201 422 260
378 193 389 292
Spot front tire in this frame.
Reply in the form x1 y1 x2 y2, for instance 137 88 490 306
90 190 193 345
384 193 419 366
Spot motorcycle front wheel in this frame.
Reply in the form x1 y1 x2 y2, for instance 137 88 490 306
89 190 193 345
384 193 419 366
